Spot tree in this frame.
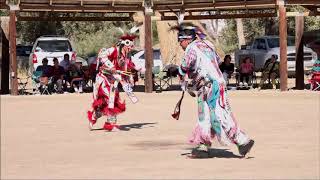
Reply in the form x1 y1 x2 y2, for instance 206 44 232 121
62 21 125 57
218 19 238 54
236 18 246 48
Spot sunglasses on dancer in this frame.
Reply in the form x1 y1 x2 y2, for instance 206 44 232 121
121 39 134 47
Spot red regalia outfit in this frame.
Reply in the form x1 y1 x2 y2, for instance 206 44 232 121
87 34 139 131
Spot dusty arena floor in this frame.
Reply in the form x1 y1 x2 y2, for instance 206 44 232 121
1 90 319 179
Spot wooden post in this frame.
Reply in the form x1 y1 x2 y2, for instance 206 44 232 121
9 10 18 95
295 15 304 90
1 17 10 94
144 13 153 93
278 0 288 91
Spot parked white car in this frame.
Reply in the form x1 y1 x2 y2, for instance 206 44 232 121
131 49 163 75
29 36 77 71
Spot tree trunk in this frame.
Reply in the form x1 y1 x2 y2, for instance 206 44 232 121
236 18 245 49
265 18 277 35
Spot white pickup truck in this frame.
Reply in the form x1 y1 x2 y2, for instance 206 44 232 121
234 36 317 76
28 36 77 71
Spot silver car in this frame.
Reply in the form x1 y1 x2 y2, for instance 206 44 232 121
235 36 317 76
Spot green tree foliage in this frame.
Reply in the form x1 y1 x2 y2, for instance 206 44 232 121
218 19 237 54
62 21 129 57
243 19 266 43
219 18 268 54
287 5 320 33
152 21 159 45
17 21 65 44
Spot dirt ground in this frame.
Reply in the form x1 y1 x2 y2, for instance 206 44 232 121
1 90 319 179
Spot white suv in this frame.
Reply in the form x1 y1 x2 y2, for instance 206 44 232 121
29 36 76 71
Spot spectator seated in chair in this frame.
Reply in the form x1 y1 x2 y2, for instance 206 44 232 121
60 53 71 72
219 54 234 84
52 57 65 93
35 58 53 87
59 53 72 90
68 62 84 93
239 57 254 88
258 54 279 90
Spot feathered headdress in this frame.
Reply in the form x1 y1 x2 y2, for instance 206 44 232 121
116 22 143 47
169 22 206 41
165 6 206 41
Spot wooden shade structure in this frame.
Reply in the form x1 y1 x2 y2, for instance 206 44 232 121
0 0 319 94
0 0 318 20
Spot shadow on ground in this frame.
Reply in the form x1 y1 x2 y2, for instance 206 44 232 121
181 148 246 159
91 122 157 131
132 85 182 92
119 122 157 131
131 139 186 150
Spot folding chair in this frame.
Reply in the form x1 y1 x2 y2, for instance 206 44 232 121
250 72 257 88
70 77 84 93
31 71 52 95
257 72 279 90
82 66 94 92
41 77 54 95
17 76 30 95
31 71 42 95
152 66 171 92
268 73 280 89
235 71 256 90
309 72 320 91
159 69 172 89
152 66 162 92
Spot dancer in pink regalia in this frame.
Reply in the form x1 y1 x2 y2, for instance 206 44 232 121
171 23 254 158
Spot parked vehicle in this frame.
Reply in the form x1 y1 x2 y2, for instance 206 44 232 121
17 45 32 57
234 36 317 76
131 48 164 76
16 45 32 70
29 35 76 71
